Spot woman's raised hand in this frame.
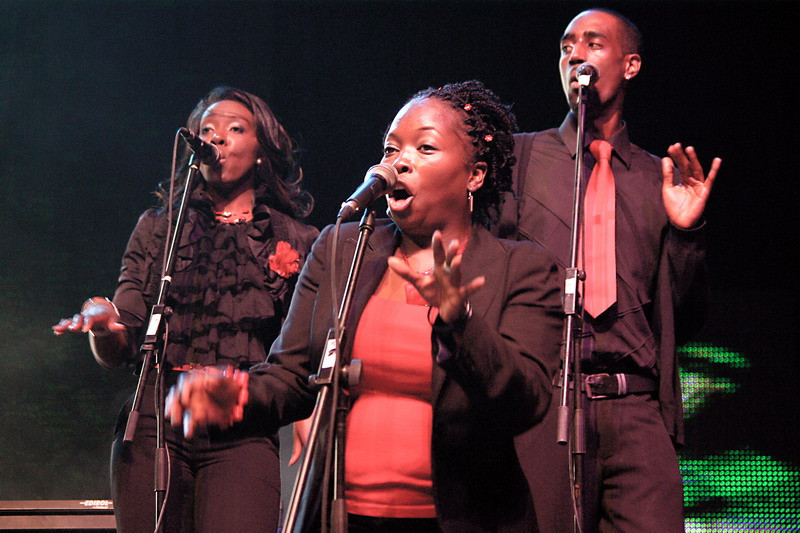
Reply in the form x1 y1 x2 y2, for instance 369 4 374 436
52 297 125 336
388 230 484 324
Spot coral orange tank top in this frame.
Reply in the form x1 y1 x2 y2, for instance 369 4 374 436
344 295 436 518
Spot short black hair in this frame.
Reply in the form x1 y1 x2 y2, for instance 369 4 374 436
588 8 643 55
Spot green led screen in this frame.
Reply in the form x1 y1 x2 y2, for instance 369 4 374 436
679 344 799 531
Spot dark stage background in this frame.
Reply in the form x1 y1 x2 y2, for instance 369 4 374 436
0 1 796 530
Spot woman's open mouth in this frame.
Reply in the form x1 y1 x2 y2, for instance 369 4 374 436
386 185 414 212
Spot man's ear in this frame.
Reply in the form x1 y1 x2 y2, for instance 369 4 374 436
624 53 641 80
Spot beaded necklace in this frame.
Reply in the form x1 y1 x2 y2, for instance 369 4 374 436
213 209 252 224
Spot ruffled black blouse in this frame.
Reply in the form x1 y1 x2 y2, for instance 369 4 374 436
113 185 319 369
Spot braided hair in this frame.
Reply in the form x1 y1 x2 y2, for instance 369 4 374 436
157 86 314 219
408 80 517 226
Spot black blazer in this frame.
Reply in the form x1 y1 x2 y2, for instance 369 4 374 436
495 116 708 445
248 219 563 532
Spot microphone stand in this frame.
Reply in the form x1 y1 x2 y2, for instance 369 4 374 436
556 77 592 533
282 208 375 533
122 154 202 530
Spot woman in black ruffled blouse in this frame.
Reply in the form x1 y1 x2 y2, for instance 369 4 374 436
53 87 319 533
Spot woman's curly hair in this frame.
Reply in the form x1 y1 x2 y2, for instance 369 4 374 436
157 86 313 218
409 80 517 226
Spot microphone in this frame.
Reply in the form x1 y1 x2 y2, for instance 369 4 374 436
337 163 399 219
576 63 598 87
178 127 221 164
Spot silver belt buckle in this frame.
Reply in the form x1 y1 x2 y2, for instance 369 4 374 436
585 373 628 400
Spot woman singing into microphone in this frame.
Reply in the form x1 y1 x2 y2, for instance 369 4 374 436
53 86 319 533
167 80 562 532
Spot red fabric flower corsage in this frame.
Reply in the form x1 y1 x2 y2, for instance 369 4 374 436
268 241 301 278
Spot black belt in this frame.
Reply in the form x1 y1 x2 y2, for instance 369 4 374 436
585 373 656 399
555 372 657 400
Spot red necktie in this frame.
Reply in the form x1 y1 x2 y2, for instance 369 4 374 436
583 139 616 318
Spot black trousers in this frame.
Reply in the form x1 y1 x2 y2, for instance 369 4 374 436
515 391 684 533
110 379 281 533
347 514 440 533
